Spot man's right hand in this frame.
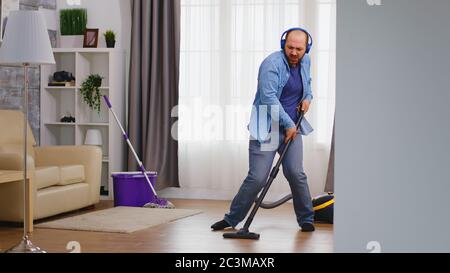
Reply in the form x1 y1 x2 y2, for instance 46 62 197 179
284 127 297 144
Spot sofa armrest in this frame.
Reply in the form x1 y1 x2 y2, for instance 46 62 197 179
0 150 36 222
34 145 102 204
0 153 35 172
0 143 35 156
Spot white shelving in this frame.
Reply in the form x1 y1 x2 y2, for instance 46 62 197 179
40 48 126 199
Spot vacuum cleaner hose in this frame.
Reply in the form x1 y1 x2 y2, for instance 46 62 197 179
259 194 293 209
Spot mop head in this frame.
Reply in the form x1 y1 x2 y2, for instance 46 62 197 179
143 197 175 209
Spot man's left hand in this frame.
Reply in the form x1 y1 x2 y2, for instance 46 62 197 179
297 100 310 114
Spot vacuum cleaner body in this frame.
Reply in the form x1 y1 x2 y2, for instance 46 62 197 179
313 193 334 224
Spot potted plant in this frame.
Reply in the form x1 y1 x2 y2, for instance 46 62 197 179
80 74 103 114
103 30 116 48
59 8 87 48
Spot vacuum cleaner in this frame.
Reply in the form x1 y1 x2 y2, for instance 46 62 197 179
223 111 305 240
103 95 175 209
259 192 334 224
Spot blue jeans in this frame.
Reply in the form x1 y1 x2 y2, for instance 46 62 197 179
224 132 314 228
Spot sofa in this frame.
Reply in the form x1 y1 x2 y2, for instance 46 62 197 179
0 110 102 222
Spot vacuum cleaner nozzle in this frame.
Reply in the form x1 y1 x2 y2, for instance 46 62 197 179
223 229 260 240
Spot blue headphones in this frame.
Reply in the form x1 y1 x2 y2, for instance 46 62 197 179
280 27 313 54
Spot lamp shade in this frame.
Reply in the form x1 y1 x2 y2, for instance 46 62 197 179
0 10 55 65
85 129 103 146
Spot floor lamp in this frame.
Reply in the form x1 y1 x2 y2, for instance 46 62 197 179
0 10 55 253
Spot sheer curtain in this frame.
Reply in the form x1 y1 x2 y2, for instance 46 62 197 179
160 0 336 200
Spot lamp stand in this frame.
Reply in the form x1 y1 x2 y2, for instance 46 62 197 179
6 64 45 253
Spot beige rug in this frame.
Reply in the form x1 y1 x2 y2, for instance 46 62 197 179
36 206 202 234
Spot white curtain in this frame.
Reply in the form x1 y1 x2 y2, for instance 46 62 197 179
160 0 336 200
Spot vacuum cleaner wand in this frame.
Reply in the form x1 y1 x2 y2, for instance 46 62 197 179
103 95 174 209
223 111 305 240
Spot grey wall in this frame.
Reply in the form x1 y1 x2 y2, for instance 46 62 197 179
335 0 450 252
0 0 57 144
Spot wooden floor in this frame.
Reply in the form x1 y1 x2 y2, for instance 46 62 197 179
0 199 333 253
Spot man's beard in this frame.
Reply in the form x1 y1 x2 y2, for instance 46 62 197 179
288 57 300 66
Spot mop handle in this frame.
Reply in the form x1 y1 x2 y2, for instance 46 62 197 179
103 95 158 197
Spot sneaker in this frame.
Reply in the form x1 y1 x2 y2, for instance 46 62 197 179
211 219 231 231
301 222 315 232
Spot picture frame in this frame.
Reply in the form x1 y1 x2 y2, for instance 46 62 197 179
83 28 99 48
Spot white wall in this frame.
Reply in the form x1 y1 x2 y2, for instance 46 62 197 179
336 0 450 252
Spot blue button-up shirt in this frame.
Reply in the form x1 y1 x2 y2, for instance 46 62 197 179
248 51 314 142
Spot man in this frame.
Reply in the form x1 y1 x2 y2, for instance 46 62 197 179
211 28 316 232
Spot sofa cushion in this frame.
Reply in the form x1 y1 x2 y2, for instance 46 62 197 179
35 183 90 220
57 165 85 186
35 166 60 190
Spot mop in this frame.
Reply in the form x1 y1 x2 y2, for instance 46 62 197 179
223 110 305 240
103 95 175 209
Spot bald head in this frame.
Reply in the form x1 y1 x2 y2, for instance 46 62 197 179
284 30 309 67
286 30 309 46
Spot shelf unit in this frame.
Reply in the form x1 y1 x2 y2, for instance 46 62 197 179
40 48 126 199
